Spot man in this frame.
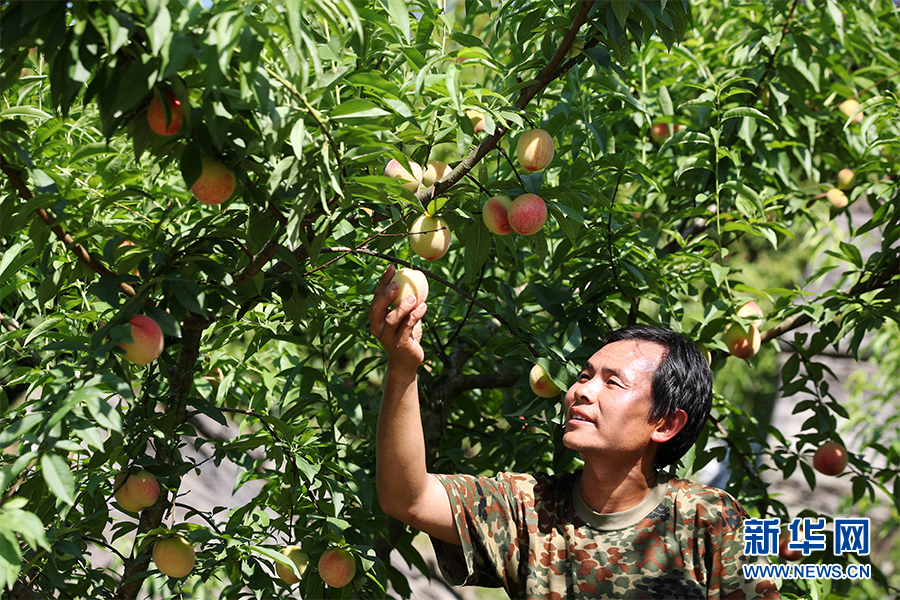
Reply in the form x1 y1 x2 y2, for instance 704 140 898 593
369 265 780 599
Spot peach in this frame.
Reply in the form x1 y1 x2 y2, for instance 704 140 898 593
838 99 863 123
650 122 670 144
147 89 184 136
566 37 585 59
118 315 164 365
529 364 561 398
722 302 763 359
153 535 195 578
389 268 428 307
813 441 848 476
837 169 856 191
507 193 547 235
465 110 485 133
114 469 160 512
422 160 452 188
516 129 554 172
276 544 309 584
384 158 423 193
826 188 848 209
778 529 802 561
318 548 356 588
482 195 513 235
191 158 236 205
409 214 451 260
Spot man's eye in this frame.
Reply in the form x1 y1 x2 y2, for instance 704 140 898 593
579 372 590 380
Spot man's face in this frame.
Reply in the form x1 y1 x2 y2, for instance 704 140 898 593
562 340 665 461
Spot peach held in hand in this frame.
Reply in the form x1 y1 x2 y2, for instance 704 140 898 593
516 129 554 172
318 548 356 588
384 158 423 193
114 469 160 512
409 214 451 261
153 535 196 578
389 268 429 307
191 158 236 205
118 315 164 365
508 194 548 235
482 195 513 235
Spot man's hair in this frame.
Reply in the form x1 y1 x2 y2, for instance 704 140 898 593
600 325 712 469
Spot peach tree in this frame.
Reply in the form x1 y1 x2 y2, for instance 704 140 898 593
1 0 898 598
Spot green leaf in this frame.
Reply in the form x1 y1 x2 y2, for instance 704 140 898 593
675 157 712 181
24 316 65 347
385 0 412 43
463 219 491 283
330 99 390 120
612 0 631 28
41 454 76 505
721 106 774 126
0 106 52 120
149 3 171 56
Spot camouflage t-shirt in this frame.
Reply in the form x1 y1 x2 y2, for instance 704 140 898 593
430 471 780 600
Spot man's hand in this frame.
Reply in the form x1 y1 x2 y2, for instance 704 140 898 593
369 265 428 373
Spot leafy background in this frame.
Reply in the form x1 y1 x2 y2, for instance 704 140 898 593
0 0 898 598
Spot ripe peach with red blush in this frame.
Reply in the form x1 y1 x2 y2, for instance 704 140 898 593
318 548 356 588
507 193 547 235
650 122 670 144
147 90 184 136
516 129 554 172
483 195 513 235
384 158 423 193
813 441 848 476
191 158 236 205
118 315 165 365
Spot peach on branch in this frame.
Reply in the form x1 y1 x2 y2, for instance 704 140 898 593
384 158 423 193
837 169 856 191
722 301 763 359
389 268 428 307
529 364 561 398
778 529 802 561
117 315 164 365
409 214 451 261
113 469 159 512
516 129 554 172
276 544 309 584
482 195 513 235
318 548 356 588
507 193 547 235
153 535 196 578
650 122 670 144
147 89 184 136
465 110 485 133
422 160 452 188
813 441 848 476
566 37 585 59
191 158 236 205
838 99 863 123
826 188 849 209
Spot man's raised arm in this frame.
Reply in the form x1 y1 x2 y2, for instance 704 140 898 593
368 266 460 545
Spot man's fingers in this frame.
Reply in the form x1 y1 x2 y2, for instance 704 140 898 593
369 266 400 332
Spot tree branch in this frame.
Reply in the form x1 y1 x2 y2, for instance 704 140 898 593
0 155 137 298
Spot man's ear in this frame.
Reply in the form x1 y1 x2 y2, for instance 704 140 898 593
650 409 688 443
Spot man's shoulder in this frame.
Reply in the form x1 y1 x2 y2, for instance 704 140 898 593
660 476 749 532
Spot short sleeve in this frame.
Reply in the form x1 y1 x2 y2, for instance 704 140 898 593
711 522 781 599
429 473 530 591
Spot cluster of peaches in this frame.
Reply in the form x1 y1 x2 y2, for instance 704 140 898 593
147 89 236 206
113 466 356 587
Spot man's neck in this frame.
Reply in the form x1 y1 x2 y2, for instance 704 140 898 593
578 459 659 514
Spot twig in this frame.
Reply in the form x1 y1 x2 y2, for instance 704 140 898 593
0 155 137 298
